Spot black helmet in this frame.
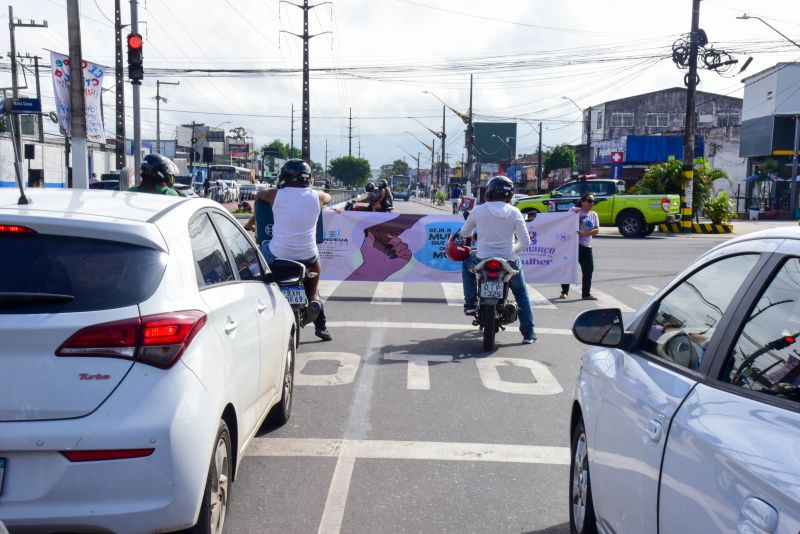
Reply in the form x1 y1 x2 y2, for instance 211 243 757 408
377 178 388 189
277 158 312 188
486 175 514 202
141 153 179 186
365 182 376 192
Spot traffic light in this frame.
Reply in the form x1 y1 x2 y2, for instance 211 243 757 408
127 33 143 84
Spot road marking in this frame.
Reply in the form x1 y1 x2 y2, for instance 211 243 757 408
383 354 453 390
317 280 343 303
371 282 404 305
248 437 570 465
527 285 558 309
477 358 564 395
295 352 361 386
318 455 356 534
441 282 464 307
326 321 572 336
592 290 635 313
632 284 659 296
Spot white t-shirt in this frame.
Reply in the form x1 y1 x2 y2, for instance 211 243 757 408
459 201 531 260
268 187 320 260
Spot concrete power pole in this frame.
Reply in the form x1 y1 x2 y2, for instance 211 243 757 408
32 56 44 144
155 80 179 154
130 0 142 184
537 121 543 193
348 107 353 157
290 103 294 154
466 74 474 189
681 0 702 231
440 105 447 187
114 0 126 177
66 0 88 189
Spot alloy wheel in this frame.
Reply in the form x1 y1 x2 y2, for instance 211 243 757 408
571 432 589 531
209 435 230 534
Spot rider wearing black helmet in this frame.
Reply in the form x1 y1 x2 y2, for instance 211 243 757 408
246 158 335 341
348 182 381 211
129 154 179 196
459 175 536 344
376 178 394 212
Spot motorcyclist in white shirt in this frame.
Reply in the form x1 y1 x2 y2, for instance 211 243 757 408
460 175 536 344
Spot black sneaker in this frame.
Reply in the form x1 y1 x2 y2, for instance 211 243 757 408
464 306 477 316
315 329 333 341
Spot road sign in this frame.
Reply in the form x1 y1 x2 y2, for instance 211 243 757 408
1 98 41 115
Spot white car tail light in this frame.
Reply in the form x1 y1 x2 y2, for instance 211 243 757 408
56 311 207 369
61 449 155 462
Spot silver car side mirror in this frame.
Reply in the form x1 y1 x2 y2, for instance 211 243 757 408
572 309 625 347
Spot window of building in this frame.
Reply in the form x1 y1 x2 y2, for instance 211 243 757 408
717 113 740 127
610 112 633 128
596 111 603 130
646 113 669 128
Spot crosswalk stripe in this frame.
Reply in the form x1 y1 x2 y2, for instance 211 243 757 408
371 282 404 305
526 285 558 309
317 280 343 303
326 321 572 335
632 284 659 297
441 283 464 307
592 290 636 313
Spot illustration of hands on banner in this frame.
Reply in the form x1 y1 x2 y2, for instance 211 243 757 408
347 215 417 281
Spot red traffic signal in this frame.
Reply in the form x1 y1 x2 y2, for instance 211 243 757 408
127 33 144 83
127 33 143 49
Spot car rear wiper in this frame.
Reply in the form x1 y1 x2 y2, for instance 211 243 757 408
0 292 75 303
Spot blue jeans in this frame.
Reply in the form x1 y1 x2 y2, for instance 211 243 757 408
261 242 326 330
462 251 534 337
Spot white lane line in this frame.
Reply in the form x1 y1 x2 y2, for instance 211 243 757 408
326 321 572 336
383 354 453 390
441 283 464 307
371 282 404 305
248 437 569 466
632 284 659 297
317 280 343 303
591 290 635 313
526 285 557 309
317 455 356 534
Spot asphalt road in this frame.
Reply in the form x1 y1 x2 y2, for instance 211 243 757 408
225 200 732 534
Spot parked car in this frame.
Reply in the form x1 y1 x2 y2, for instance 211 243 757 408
89 179 120 190
238 183 257 201
173 182 200 198
0 189 297 533
515 177 681 237
569 226 800 534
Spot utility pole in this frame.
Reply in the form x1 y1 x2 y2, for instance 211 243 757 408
279 0 331 161
8 7 47 168
416 152 420 188
115 0 126 177
130 0 142 184
189 120 196 179
348 107 353 157
430 138 436 189
155 80 179 154
466 74 474 189
440 105 447 187
586 107 592 173
324 139 328 178
681 0 702 232
792 116 799 217
358 138 361 159
290 103 294 154
66 0 88 189
537 121 543 193
31 56 44 144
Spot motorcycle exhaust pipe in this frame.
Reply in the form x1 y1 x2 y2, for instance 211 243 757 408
502 302 518 324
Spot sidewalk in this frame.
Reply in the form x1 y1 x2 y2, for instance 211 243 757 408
595 218 798 238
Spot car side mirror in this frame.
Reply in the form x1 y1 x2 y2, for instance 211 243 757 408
572 309 626 348
551 191 561 197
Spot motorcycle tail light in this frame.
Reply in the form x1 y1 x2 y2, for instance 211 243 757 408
487 272 500 279
485 260 502 270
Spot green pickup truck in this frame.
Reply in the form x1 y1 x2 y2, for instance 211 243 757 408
514 178 681 237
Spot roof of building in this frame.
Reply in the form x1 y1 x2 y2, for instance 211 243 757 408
597 87 742 108
741 62 800 84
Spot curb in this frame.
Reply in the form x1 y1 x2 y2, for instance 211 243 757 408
413 199 450 212
659 222 734 234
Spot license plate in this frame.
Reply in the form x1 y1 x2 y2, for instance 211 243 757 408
480 280 504 299
281 285 307 305
0 458 5 495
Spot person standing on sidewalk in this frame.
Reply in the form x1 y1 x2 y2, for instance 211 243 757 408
560 193 600 300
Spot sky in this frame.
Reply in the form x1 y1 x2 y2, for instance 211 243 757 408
3 0 800 170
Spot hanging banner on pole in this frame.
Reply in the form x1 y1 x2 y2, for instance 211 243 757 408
49 51 106 143
313 211 578 284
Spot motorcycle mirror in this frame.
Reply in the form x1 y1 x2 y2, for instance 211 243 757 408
462 210 470 220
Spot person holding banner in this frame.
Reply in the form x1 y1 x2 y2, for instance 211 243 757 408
246 159 335 341
560 193 600 301
460 175 537 344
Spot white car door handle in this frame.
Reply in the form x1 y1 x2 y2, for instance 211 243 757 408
738 497 778 534
224 321 239 334
257 302 267 313
644 419 662 443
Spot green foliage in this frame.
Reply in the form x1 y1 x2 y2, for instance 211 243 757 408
634 156 730 220
379 159 410 181
328 156 371 187
310 161 324 174
756 158 779 178
435 189 447 204
703 190 737 224
229 126 248 141
0 116 5 133
544 144 576 173
262 139 301 159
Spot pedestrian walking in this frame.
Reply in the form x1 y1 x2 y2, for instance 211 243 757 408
203 177 211 198
561 193 600 300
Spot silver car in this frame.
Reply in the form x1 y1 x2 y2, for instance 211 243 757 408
570 226 800 534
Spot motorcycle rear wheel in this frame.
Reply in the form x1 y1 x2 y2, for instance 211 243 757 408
482 304 496 351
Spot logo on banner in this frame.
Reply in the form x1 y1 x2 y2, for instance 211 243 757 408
413 222 464 272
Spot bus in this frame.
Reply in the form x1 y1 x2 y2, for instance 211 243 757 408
208 165 255 185
390 175 413 201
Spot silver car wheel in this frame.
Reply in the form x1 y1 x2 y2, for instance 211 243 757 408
571 431 589 531
209 435 230 534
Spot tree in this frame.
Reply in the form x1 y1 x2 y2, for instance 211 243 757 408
261 139 300 159
379 159 410 181
310 161 324 175
544 144 577 173
633 156 730 221
328 156 371 187
229 126 248 141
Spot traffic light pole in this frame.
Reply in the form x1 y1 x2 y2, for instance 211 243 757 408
130 0 141 184
114 0 126 180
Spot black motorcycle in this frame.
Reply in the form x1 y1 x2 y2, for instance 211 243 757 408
268 259 323 348
470 257 519 351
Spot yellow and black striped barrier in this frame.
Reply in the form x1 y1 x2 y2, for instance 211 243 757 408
659 222 733 234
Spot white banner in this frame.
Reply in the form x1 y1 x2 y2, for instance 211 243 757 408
50 52 106 143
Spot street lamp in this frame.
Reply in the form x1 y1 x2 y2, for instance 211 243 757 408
406 131 436 189
562 96 592 173
738 13 800 217
519 118 545 193
491 134 514 163
397 145 421 188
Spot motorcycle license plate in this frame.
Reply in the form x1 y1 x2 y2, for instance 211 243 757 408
480 280 504 299
281 285 307 305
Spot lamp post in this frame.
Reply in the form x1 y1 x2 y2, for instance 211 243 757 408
563 96 592 173
397 145 420 186
737 13 800 217
520 119 545 193
422 81 473 186
491 134 514 166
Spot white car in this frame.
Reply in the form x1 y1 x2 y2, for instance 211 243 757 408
0 189 297 533
569 226 800 534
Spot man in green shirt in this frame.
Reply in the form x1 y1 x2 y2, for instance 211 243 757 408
129 153 180 196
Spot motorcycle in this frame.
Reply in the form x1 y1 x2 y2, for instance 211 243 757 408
344 200 371 212
268 259 323 348
470 257 519 351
